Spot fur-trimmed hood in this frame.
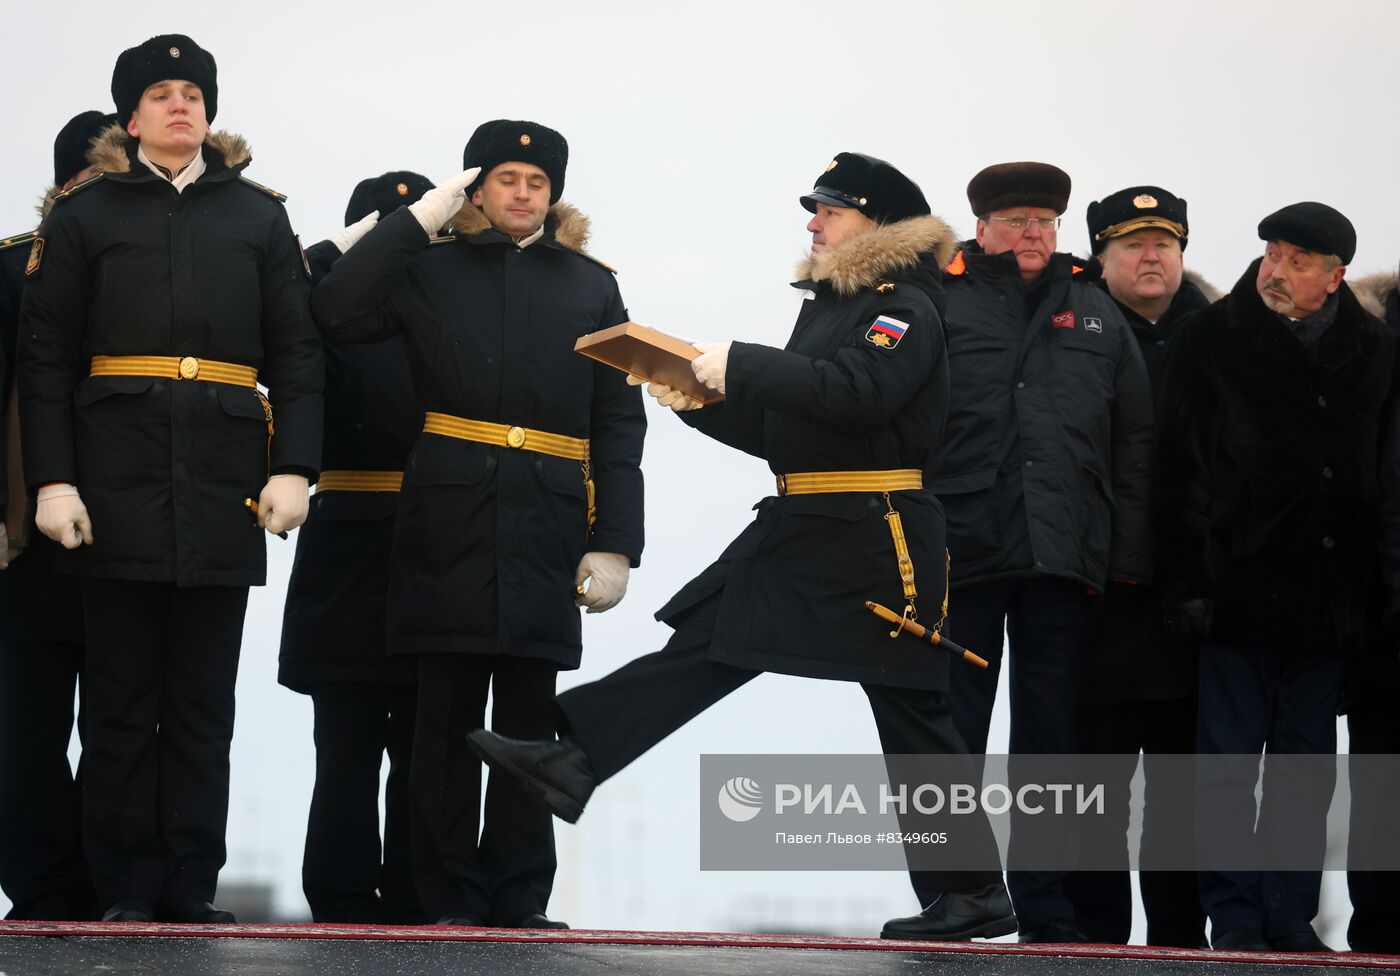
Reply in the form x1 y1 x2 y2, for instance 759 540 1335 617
84 122 251 177
1075 257 1223 305
1349 267 1399 319
448 199 593 256
794 214 957 296
1183 268 1224 304
37 185 61 221
34 124 255 223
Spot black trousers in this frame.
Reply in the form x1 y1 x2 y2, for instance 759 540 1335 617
410 654 559 923
1067 698 1206 947
557 595 1003 904
944 578 1087 930
0 636 95 920
1195 644 1345 940
304 681 419 923
80 578 247 911
1346 699 1400 953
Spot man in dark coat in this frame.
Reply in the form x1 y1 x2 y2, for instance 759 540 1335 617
312 120 645 928
278 171 435 924
1064 185 1211 948
468 152 1017 942
18 35 323 923
930 162 1154 943
1343 260 1400 955
0 109 113 922
1156 203 1400 952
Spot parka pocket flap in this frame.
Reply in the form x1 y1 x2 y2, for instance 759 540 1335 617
779 493 875 522
312 490 398 522
538 458 589 499
74 375 157 406
926 466 998 495
1056 333 1116 359
409 448 496 488
215 385 271 421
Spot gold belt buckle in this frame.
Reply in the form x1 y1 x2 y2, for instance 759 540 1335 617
506 425 527 449
776 474 788 496
178 356 200 380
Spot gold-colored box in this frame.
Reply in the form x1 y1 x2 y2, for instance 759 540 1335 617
574 322 725 405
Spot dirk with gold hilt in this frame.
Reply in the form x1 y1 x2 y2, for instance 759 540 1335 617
865 601 989 669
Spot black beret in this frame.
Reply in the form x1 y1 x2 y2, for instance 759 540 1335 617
799 152 930 225
53 110 117 187
112 34 218 127
1086 185 1189 255
1257 202 1356 265
344 171 435 225
463 120 568 204
967 161 1071 216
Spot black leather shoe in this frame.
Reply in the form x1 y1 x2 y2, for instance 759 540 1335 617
102 897 155 922
1270 928 1332 952
1018 918 1092 943
881 882 1017 941
164 899 236 924
467 731 597 823
501 912 569 930
436 915 484 926
1212 926 1270 951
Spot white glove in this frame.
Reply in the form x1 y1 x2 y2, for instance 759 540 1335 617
575 551 630 614
258 474 310 537
36 484 92 549
691 341 732 395
408 167 482 236
329 210 380 254
626 373 702 412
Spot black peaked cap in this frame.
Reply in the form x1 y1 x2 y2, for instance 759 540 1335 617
799 152 930 225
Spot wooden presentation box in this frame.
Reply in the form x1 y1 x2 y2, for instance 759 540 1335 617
574 322 725 405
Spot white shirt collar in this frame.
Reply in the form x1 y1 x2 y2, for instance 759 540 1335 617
137 145 206 193
515 224 545 249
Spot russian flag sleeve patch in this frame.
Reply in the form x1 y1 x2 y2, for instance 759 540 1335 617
865 314 910 349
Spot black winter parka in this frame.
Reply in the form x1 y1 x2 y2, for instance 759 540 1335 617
278 237 419 691
17 127 323 587
658 215 958 690
0 212 80 643
928 245 1154 592
311 203 645 668
1156 259 1400 655
1078 268 1214 705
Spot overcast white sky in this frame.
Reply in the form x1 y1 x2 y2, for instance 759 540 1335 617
3 0 1396 941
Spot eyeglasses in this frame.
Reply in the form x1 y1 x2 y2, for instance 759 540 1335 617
986 215 1061 231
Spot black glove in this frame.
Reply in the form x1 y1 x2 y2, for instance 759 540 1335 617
1164 597 1214 639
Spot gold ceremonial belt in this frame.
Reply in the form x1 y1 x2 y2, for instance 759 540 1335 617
90 355 258 388
317 470 404 493
776 469 923 496
422 412 590 462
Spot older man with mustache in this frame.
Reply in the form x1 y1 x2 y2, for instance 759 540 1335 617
1155 203 1400 952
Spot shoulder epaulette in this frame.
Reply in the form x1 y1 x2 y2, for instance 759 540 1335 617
0 229 39 252
238 176 288 203
52 173 105 203
576 250 618 275
428 233 457 246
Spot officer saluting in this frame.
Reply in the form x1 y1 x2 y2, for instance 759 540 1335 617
312 121 645 928
18 35 323 923
470 153 1017 941
278 172 436 924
